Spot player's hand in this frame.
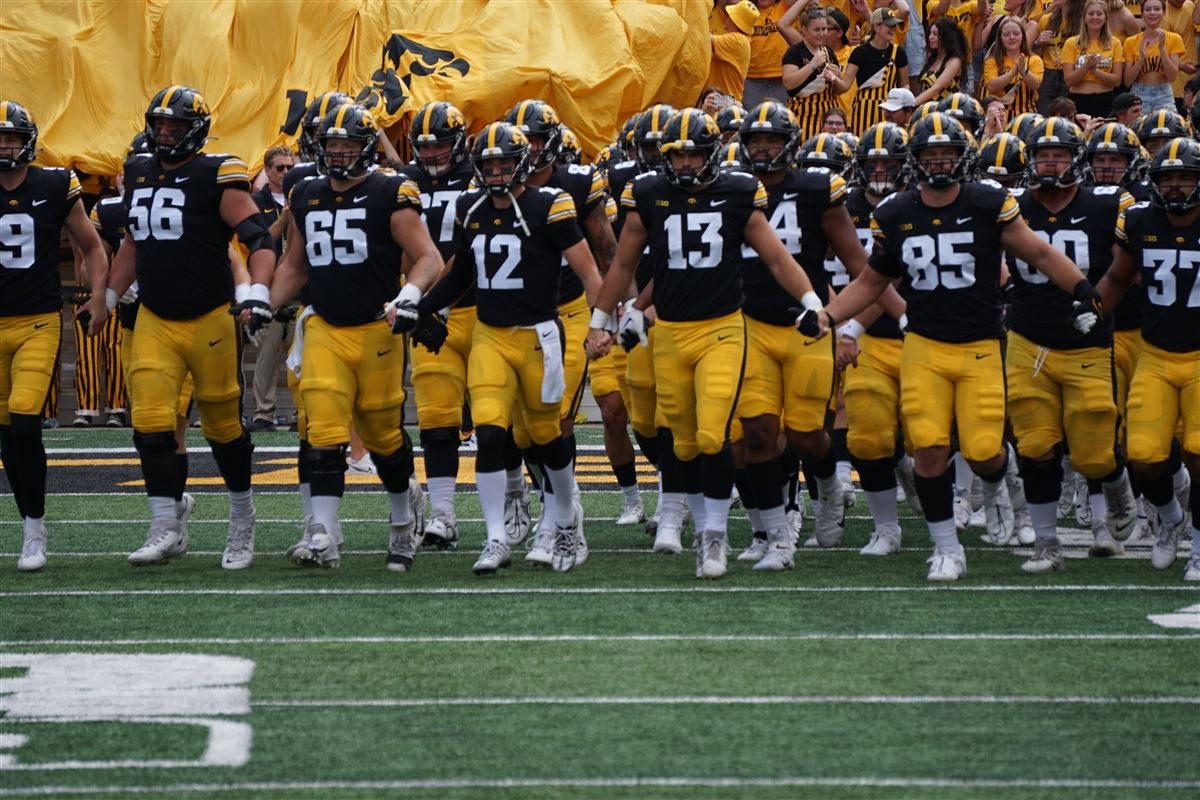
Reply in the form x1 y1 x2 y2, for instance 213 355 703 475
836 336 860 369
412 311 449 354
75 296 108 337
793 306 828 338
1070 279 1103 334
618 303 649 351
585 328 614 360
385 284 422 334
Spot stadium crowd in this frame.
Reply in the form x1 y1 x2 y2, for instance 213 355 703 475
0 0 1198 587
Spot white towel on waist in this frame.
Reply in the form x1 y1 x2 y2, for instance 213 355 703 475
284 306 316 378
532 319 565 405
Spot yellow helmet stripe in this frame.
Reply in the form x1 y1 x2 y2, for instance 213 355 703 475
757 103 770 124
160 85 181 110
422 106 432 136
1103 123 1116 146
933 114 943 137
995 135 1008 168
0 103 7 124
874 124 885 151
681 109 691 142
516 100 533 127
332 103 351 130
1168 136 1183 161
487 123 498 150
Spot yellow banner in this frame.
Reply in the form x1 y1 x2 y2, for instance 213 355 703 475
0 0 710 178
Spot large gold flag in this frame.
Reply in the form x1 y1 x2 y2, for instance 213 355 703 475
0 0 711 177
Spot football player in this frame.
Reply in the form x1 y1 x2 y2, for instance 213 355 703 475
0 100 109 571
586 108 825 579
1004 117 1139 572
401 101 476 551
265 103 443 571
1129 109 1192 159
974 132 1027 188
417 122 602 575
107 85 275 570
813 113 1101 581
1096 137 1200 582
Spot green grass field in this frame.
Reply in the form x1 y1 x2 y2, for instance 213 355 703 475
1 427 1197 799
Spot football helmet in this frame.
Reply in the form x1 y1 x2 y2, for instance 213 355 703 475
1147 137 1200 214
797 132 856 180
619 113 641 161
715 104 746 141
856 122 909 196
299 91 354 162
558 125 582 165
0 101 38 170
1024 117 1087 189
124 130 150 165
938 93 985 138
505 99 562 171
908 112 971 188
409 100 468 177
975 132 1026 186
471 121 531 196
658 108 722 189
912 101 941 130
739 101 799 174
634 103 678 173
593 142 621 174
1007 112 1046 145
1086 121 1144 187
719 141 748 171
1132 109 1193 155
316 103 379 179
144 85 210 161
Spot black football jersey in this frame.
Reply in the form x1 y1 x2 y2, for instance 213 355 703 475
0 166 81 316
1115 202 1200 353
289 169 422 327
89 195 126 253
123 152 250 320
1006 185 1130 349
421 185 584 327
826 187 901 339
282 161 319 198
625 170 767 323
870 181 1021 343
741 168 846 326
546 163 607 304
399 159 476 308
606 160 641 238
1113 181 1152 331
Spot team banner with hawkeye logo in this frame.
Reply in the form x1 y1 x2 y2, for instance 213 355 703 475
0 0 710 178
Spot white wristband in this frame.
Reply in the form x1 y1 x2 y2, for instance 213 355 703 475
234 283 251 304
590 308 613 331
396 282 422 305
837 319 865 341
248 283 271 305
104 288 119 312
898 313 909 332
800 291 823 312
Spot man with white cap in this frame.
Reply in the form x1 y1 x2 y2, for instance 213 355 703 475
880 87 917 127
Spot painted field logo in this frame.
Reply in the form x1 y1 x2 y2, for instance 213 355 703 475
0 653 254 770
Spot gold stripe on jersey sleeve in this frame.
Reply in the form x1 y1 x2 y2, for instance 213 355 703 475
397 178 422 209
89 205 102 228
605 195 617 223
752 181 768 210
66 171 82 200
217 156 250 184
586 168 605 206
1114 210 1128 243
996 192 1020 224
620 182 636 210
829 174 847 204
1118 191 1136 213
870 215 885 241
546 190 578 223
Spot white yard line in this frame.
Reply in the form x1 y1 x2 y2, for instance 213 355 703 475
2 632 1197 646
1 776 1198 796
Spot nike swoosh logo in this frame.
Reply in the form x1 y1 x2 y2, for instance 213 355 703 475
711 199 727 207
956 217 972 225
534 345 543 352
175 177 189 184
33 322 49 329
566 311 582 318
208 338 222 347
803 339 819 346
541 331 554 338
1081 362 1095 369
353 195 368 203
974 353 990 360
446 179 462 186
377 349 392 357
717 334 731 341
1070 216 1087 224
32 199 48 207
782 192 799 200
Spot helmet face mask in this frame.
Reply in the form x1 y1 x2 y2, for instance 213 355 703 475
1148 137 1200 214
410 101 468 177
316 104 379 180
505 100 562 172
471 122 531 197
857 122 910 196
740 102 799 174
658 109 723 189
299 92 354 163
0 102 37 171
634 104 678 174
908 113 970 188
144 86 211 162
1086 122 1144 188
1024 118 1087 190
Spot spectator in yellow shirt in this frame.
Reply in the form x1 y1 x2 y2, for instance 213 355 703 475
744 0 802 108
1062 0 1126 117
708 0 761 103
1123 0 1187 113
981 15 1045 117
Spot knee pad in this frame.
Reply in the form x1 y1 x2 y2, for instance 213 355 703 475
420 426 461 451
696 429 728 457
474 425 508 473
133 430 179 459
1020 454 1064 504
304 444 347 479
369 445 413 494
8 413 41 444
297 439 312 485
852 456 897 493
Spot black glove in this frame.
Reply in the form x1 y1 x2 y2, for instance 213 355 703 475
791 306 823 339
411 312 449 354
1069 279 1103 335
230 300 274 337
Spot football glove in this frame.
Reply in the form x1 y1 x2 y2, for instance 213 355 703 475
387 284 422 334
412 311 449 354
618 302 649 351
1069 280 1102 335
230 283 274 337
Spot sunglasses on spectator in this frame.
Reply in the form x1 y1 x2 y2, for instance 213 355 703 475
271 163 293 172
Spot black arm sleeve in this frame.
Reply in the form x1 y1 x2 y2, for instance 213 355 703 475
418 243 474 313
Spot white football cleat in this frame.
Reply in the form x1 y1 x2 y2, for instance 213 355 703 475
573 499 588 567
1103 472 1138 542
926 546 966 581
346 453 376 474
1073 473 1092 527
616 498 646 525
1021 538 1064 573
859 524 901 556
422 511 459 550
17 521 47 572
473 540 512 574
1151 517 1186 570
503 488 532 546
299 522 341 568
695 530 728 579
551 521 579 573
813 481 846 547
1184 551 1200 582
222 513 256 570
895 457 922 515
786 505 804 542
1088 519 1124 558
953 486 971 533
753 527 796 572
129 518 188 566
653 498 686 554
982 480 1015 547
386 516 419 573
737 536 770 562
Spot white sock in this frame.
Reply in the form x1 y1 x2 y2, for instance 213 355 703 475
22 517 44 536
816 472 841 505
837 461 853 483
543 462 576 528
745 507 764 532
865 489 899 530
980 476 1005 504
1028 501 1058 541
229 489 253 518
687 493 707 531
389 486 412 527
953 453 973 490
298 483 312 521
1089 492 1105 525
1173 465 1189 493
311 495 340 534
759 504 787 532
477 470 508 542
703 495 729 534
427 476 456 518
1156 497 1184 526
660 491 684 512
928 517 960 550
621 484 640 504
505 467 525 494
149 496 175 520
